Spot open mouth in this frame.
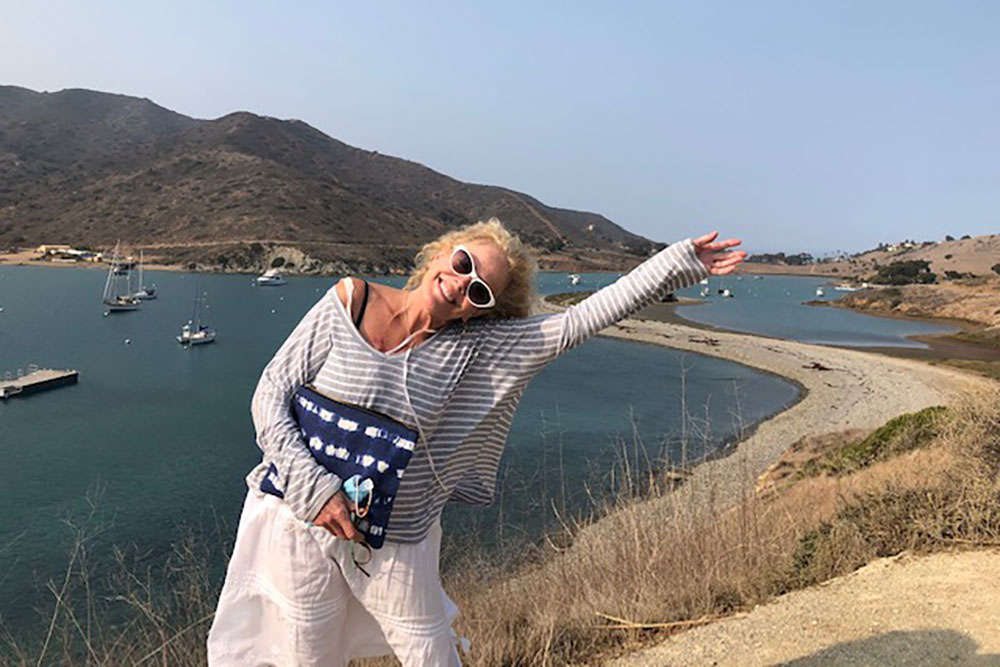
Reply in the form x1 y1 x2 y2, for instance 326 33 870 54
437 276 457 305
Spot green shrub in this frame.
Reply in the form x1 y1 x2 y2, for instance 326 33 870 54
805 406 948 476
871 260 937 285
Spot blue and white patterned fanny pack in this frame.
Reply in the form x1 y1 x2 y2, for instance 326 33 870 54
259 385 417 548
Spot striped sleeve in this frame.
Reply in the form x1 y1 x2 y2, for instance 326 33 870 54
250 286 342 522
481 238 709 371
555 238 708 355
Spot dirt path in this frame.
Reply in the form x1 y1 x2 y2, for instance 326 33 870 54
608 549 1000 666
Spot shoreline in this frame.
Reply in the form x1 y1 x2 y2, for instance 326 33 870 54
0 253 640 277
566 303 995 553
637 299 1000 364
10 255 998 366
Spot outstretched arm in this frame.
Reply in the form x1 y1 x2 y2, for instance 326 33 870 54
477 232 745 376
554 232 744 356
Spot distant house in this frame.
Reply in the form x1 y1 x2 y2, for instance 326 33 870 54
36 244 73 254
35 245 101 262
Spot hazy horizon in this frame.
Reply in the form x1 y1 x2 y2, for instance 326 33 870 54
4 1 998 255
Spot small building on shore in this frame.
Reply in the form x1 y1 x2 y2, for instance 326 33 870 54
34 245 101 262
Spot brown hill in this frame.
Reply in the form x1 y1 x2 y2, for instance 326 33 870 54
0 86 660 273
742 234 1000 280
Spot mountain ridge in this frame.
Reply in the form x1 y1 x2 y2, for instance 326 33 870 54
0 85 661 273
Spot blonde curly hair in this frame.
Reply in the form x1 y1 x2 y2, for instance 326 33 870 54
405 218 538 319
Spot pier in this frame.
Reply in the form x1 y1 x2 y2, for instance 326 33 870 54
0 365 79 400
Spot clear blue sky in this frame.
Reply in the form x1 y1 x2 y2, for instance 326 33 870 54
4 0 998 253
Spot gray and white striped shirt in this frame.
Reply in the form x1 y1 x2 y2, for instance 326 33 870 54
246 238 708 543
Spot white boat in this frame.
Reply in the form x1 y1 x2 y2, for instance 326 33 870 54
102 242 140 312
815 287 825 297
699 278 709 286
721 288 733 298
700 287 710 298
177 280 216 345
257 269 286 286
131 250 157 300
568 274 581 285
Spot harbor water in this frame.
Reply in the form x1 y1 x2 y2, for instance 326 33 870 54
2 263 915 635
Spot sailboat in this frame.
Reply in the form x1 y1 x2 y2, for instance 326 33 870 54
131 250 157 300
177 279 216 345
102 241 140 313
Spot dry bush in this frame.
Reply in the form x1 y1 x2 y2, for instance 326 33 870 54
446 389 1000 665
1 502 227 667
9 390 999 667
789 388 1000 588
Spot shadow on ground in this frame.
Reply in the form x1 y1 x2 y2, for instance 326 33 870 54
778 629 1000 666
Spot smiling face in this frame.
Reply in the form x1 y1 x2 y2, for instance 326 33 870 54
420 239 511 323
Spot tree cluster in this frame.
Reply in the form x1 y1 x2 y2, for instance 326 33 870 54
871 260 937 285
746 252 814 265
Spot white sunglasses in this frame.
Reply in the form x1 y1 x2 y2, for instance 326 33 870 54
450 245 496 309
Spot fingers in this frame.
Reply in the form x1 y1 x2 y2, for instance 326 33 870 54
312 492 363 541
693 231 719 247
707 251 747 275
704 238 742 251
325 520 347 540
712 252 747 267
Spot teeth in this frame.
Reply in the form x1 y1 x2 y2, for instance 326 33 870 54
438 277 455 304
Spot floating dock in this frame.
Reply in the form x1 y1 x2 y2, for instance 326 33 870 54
0 367 79 400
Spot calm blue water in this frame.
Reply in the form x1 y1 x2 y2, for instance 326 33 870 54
539 272 957 348
0 265 798 634
674 276 957 347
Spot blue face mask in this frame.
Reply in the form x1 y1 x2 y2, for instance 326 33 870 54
343 474 374 508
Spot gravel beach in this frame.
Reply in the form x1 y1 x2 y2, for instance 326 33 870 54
538 296 993 558
551 302 993 525
546 304 997 665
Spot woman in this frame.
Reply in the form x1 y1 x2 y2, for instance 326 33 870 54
208 219 745 666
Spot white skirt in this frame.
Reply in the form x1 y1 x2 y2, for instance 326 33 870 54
207 491 463 666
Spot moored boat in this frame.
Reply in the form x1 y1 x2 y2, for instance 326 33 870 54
131 250 157 300
102 241 140 313
257 269 286 286
178 280 216 345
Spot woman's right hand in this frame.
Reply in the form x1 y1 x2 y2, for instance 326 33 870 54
312 491 363 542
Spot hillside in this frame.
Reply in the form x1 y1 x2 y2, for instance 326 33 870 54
0 86 660 273
742 233 1000 279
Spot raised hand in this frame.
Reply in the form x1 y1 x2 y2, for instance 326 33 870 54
693 231 746 275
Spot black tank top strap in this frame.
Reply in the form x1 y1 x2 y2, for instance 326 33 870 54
354 279 370 327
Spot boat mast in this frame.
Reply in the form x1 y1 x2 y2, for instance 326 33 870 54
102 241 119 303
191 278 202 329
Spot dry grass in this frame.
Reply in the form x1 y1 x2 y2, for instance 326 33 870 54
5 389 999 666
935 358 1000 381
442 389 1000 665
0 500 226 667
